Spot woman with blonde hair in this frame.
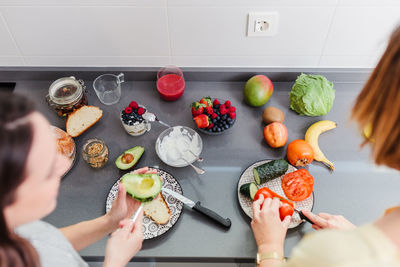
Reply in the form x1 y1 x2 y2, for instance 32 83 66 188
252 25 400 267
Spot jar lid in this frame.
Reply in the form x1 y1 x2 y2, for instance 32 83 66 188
48 77 82 105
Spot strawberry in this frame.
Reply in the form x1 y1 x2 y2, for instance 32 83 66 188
229 112 236 120
200 97 212 108
229 106 236 113
129 101 139 109
137 107 146 115
213 99 220 106
191 102 205 117
124 107 133 114
211 113 218 119
193 114 210 128
206 107 214 115
224 100 231 108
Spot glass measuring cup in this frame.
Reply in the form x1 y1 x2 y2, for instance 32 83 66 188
93 73 124 105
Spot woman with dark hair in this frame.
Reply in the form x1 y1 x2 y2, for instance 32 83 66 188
252 25 400 267
0 92 144 267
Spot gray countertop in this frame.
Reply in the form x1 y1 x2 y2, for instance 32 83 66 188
10 68 400 263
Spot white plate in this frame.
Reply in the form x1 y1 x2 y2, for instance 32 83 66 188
237 159 314 228
106 167 184 240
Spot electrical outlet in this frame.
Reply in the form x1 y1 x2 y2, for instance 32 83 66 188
247 12 279 37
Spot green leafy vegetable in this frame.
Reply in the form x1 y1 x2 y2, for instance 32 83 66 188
289 73 335 116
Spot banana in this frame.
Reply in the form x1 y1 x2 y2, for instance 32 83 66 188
305 120 337 171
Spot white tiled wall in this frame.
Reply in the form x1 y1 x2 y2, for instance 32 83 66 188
0 0 399 68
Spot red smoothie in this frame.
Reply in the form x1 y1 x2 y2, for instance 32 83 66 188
157 74 185 101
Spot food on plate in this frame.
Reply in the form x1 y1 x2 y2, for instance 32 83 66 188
191 97 236 134
66 105 103 137
82 138 109 168
51 126 74 158
239 182 258 200
254 187 294 221
289 73 335 116
286 139 314 167
115 146 145 170
281 169 314 201
243 75 273 107
305 120 337 170
121 173 162 203
262 106 285 124
143 193 171 224
253 159 289 185
263 122 288 148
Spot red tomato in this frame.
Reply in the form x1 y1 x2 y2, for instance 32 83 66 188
281 169 314 201
254 187 295 221
279 202 294 221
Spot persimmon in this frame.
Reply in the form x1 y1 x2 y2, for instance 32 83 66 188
286 139 314 166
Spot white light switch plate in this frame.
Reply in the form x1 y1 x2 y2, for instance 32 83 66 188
247 12 279 37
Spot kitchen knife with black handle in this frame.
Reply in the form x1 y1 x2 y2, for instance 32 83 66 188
162 188 231 229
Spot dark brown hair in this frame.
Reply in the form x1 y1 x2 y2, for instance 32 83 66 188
0 92 40 267
352 26 400 170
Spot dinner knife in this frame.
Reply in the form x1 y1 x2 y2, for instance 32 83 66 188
162 188 232 229
295 209 313 224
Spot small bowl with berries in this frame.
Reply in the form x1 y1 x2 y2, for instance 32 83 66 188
120 100 151 136
191 97 236 135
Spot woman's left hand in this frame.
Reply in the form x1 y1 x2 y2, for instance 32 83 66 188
106 167 157 230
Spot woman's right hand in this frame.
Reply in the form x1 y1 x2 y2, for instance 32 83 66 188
103 212 144 267
302 210 356 230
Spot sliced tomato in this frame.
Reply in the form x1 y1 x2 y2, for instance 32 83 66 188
281 169 314 202
253 187 295 221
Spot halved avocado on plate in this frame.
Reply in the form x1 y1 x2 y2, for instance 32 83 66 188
121 173 162 202
115 146 145 170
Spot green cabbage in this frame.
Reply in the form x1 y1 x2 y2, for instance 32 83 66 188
289 73 335 116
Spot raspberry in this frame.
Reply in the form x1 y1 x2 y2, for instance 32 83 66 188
129 101 139 109
229 112 236 120
124 107 133 114
219 104 226 111
213 99 220 106
224 100 231 107
207 123 214 129
137 107 146 115
206 107 214 115
211 113 218 119
229 106 236 113
220 108 228 115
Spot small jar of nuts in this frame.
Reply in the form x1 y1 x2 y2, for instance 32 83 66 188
82 138 109 168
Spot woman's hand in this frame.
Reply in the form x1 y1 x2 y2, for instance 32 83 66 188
103 214 144 267
251 195 291 253
302 210 356 230
106 167 156 230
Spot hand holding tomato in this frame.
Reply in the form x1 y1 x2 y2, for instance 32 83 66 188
254 187 295 220
251 195 291 255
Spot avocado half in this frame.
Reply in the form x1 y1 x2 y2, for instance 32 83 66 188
115 146 145 170
121 173 162 202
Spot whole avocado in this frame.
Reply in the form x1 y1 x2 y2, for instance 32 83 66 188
243 75 274 107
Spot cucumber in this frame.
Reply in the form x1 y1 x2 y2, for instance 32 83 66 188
253 159 289 185
240 182 258 200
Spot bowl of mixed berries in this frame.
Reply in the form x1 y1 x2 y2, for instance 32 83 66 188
120 100 151 136
191 97 236 135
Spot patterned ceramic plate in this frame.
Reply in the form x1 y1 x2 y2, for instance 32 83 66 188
106 167 184 240
237 160 314 228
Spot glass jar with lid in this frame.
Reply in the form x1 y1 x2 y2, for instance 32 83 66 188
46 76 88 117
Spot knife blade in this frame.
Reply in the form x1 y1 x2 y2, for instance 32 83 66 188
162 188 231 229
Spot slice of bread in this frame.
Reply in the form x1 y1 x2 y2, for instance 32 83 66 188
66 106 103 137
143 193 171 225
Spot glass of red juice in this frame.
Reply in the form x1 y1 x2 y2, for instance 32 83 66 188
156 65 185 101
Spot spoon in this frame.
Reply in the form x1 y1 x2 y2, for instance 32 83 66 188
143 112 171 128
188 150 203 162
180 157 205 175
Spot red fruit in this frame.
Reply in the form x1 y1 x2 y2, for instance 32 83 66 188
200 97 212 108
137 107 146 115
129 101 139 109
219 104 226 111
229 106 236 113
206 107 214 115
211 113 218 119
213 99 220 106
224 100 231 107
191 102 205 117
207 123 214 129
263 122 288 148
228 112 236 120
220 108 228 115
193 114 210 128
124 107 133 114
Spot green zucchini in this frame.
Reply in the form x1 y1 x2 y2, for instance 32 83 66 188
253 159 289 185
240 182 258 200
